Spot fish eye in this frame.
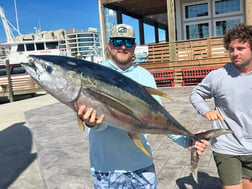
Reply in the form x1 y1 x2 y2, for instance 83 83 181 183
45 64 53 74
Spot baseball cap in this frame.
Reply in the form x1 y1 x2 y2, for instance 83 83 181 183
110 24 135 39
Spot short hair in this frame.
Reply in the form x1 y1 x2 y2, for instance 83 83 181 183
223 23 252 51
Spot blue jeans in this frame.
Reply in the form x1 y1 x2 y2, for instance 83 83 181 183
91 164 158 189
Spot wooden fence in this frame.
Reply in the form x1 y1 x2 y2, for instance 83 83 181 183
141 36 230 86
148 36 228 62
0 75 42 98
0 61 43 101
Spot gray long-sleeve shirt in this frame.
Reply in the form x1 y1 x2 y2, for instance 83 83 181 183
189 63 252 155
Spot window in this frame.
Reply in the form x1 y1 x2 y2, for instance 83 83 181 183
79 38 93 42
17 44 25 52
185 22 210 39
181 0 244 40
46 42 58 49
11 65 26 75
215 18 242 36
26 43 35 51
78 34 93 37
0 64 26 76
0 66 7 76
185 3 209 19
36 43 45 50
215 0 240 15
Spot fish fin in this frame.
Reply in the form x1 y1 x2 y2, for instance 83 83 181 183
190 129 233 182
87 88 143 123
144 86 173 101
190 139 199 183
77 113 85 131
128 133 152 158
194 129 233 140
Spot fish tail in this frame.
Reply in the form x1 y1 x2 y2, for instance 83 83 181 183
190 129 233 183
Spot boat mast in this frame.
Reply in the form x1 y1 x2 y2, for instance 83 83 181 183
14 0 20 32
0 7 14 43
0 1 22 43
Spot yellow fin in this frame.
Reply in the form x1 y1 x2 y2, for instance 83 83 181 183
77 113 85 131
144 86 173 101
128 133 152 158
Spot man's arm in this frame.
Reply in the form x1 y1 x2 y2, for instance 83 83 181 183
189 74 225 122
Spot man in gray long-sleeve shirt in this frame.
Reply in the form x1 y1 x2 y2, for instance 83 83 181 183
189 23 252 189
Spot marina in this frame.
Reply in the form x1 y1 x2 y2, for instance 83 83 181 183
1 0 252 188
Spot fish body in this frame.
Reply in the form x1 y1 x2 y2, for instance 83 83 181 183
21 55 232 182
23 55 189 136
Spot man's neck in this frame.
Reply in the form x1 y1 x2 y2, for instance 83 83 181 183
110 59 132 71
234 62 252 74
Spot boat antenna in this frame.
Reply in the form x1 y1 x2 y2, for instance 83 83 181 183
38 18 41 30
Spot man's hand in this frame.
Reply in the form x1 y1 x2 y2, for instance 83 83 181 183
204 110 225 123
78 105 105 127
188 130 210 156
191 140 210 156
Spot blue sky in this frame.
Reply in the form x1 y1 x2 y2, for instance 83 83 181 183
0 0 165 44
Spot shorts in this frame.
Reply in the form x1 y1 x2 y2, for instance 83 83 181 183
91 164 158 189
213 152 252 186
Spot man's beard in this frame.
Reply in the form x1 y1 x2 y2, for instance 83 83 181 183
110 53 133 66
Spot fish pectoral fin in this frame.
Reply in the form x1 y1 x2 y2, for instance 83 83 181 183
76 113 85 131
128 133 152 158
144 86 173 101
87 88 143 122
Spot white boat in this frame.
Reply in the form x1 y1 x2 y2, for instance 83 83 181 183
0 31 69 65
0 5 103 98
0 6 103 65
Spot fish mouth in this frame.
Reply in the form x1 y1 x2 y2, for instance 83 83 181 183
21 62 39 80
21 55 46 81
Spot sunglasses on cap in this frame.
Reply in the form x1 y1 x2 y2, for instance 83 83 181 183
110 38 135 48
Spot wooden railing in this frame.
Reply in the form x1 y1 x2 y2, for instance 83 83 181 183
0 75 42 97
147 36 228 63
141 36 230 86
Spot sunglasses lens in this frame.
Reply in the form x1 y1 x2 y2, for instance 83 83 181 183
125 39 134 47
113 39 123 47
111 39 134 47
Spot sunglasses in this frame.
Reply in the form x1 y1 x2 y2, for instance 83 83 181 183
110 38 135 48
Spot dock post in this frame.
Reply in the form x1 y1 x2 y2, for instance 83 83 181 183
6 59 14 102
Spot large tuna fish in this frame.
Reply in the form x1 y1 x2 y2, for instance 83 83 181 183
21 55 232 182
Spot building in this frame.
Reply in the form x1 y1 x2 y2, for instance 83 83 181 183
65 27 103 62
98 0 252 86
175 0 246 40
98 0 251 49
